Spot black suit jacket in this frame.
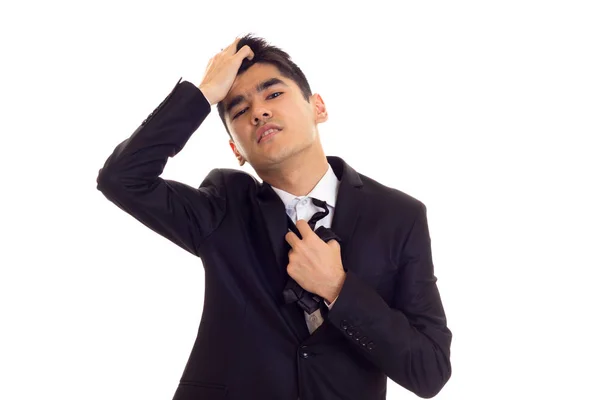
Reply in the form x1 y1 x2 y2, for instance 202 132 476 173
96 78 452 400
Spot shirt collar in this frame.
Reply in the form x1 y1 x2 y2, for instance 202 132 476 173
271 163 340 208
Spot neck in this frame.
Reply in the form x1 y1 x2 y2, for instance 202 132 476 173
258 143 329 197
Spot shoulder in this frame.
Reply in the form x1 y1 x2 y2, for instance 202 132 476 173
217 168 258 183
357 171 425 213
200 168 261 195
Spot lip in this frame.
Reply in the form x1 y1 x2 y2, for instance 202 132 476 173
258 128 281 144
256 123 282 143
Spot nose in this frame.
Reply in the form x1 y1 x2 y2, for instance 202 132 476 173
252 104 272 124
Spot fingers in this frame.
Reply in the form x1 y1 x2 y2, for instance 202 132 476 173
236 44 255 61
224 37 241 54
212 38 238 59
295 219 314 238
216 38 254 61
327 239 341 251
285 230 299 247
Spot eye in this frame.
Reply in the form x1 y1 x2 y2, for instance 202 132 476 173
233 108 247 119
232 92 284 119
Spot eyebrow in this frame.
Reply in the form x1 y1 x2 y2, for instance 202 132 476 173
225 77 289 114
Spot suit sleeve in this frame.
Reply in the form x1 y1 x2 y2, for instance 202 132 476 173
96 78 227 257
326 201 452 399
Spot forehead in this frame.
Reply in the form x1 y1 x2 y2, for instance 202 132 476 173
227 63 289 98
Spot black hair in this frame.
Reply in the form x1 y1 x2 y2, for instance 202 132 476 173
216 34 313 138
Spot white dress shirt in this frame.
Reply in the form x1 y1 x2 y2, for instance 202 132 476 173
271 163 341 334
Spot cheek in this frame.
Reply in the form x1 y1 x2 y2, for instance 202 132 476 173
287 106 313 129
231 126 253 144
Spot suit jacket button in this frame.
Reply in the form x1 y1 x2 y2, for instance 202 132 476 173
367 341 376 350
347 327 355 337
360 337 369 346
301 352 309 358
341 320 349 330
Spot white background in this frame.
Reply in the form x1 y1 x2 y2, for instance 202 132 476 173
1 1 599 399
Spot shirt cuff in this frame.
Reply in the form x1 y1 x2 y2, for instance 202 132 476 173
325 294 339 309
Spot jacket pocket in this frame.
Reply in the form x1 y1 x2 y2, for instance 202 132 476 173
173 381 228 400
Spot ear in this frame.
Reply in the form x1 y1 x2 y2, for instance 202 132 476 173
312 93 328 123
229 139 246 166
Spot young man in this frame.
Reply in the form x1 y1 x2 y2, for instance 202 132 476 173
97 34 452 400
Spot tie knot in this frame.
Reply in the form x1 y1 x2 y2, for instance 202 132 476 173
308 197 329 230
311 197 327 208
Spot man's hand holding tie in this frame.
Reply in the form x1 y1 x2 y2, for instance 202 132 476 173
284 219 347 304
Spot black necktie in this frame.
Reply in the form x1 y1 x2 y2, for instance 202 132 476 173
282 198 343 314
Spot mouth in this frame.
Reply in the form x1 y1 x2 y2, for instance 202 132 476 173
257 128 282 144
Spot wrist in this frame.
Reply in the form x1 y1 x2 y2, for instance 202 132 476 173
198 85 216 106
324 272 346 303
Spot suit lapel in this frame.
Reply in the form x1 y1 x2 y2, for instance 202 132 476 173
257 156 364 342
327 156 363 268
